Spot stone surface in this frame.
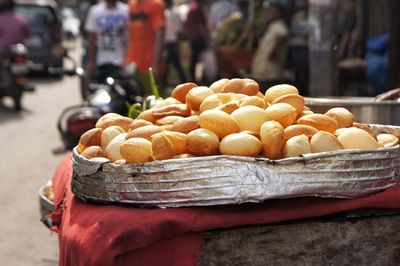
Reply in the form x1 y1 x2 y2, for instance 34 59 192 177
198 212 400 266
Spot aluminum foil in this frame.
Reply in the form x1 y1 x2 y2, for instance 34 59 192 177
71 124 400 208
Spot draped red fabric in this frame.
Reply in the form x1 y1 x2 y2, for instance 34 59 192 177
50 154 400 266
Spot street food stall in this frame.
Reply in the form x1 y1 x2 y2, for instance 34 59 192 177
40 80 400 265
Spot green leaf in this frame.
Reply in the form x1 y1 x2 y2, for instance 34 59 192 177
148 67 160 99
127 102 143 119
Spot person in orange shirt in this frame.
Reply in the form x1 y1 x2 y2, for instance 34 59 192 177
125 0 165 96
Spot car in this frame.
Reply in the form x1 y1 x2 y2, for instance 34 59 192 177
61 7 80 40
15 0 64 72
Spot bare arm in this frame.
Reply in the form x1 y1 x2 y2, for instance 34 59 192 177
87 32 97 77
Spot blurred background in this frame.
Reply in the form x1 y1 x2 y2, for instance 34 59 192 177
0 0 399 265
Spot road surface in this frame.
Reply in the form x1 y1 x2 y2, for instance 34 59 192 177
0 44 81 265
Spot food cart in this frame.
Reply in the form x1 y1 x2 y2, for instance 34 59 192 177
42 152 400 265
39 80 400 265
40 137 400 264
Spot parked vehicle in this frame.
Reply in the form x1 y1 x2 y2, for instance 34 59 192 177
0 43 35 110
51 60 142 151
61 7 80 41
56 103 102 152
15 0 64 72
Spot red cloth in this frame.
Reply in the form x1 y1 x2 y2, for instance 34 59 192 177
50 154 400 266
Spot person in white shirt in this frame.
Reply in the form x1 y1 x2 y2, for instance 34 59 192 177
163 0 186 85
84 0 129 78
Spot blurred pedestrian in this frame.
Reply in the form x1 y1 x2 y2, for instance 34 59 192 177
289 0 309 95
125 0 165 96
80 0 98 67
184 0 210 84
0 0 30 55
163 0 186 86
84 0 129 79
0 0 30 110
251 1 289 92
337 0 358 60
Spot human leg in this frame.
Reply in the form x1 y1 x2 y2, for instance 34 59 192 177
169 42 186 83
190 39 206 83
189 41 197 82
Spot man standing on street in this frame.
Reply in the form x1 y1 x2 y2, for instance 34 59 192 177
184 0 209 84
163 0 187 86
85 0 129 79
125 0 165 96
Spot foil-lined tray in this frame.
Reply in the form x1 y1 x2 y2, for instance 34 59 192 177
71 124 400 208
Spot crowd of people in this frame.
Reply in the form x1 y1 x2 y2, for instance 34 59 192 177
2 0 385 97
80 0 293 96
0 0 291 98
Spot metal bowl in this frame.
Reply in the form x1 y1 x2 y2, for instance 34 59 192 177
38 181 54 218
305 97 400 126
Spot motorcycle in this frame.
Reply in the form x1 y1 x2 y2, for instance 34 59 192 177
51 62 143 152
0 43 35 110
